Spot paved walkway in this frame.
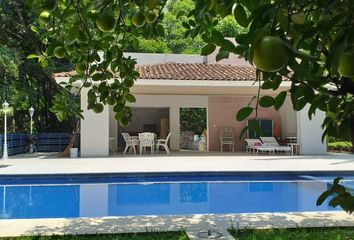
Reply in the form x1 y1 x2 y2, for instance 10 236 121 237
0 152 353 175
0 212 354 238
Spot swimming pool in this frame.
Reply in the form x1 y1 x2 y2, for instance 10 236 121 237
0 173 350 219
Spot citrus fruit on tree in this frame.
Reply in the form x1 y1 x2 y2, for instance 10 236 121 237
145 11 157 23
39 11 51 24
95 14 116 32
147 0 157 10
93 103 104 113
42 0 56 11
291 12 306 25
54 46 66 58
132 12 146 27
75 62 87 74
253 36 289 72
338 51 354 77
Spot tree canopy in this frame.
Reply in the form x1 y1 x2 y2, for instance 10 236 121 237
0 0 76 132
28 0 354 211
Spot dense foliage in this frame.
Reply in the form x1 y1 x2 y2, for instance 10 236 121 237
185 0 354 214
180 108 207 135
0 0 75 132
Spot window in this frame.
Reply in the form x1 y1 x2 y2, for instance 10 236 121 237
247 119 273 138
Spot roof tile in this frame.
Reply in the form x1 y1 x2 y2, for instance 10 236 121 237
54 63 257 81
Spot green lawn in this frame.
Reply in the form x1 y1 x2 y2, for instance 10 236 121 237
327 141 353 152
1 231 189 240
229 227 354 240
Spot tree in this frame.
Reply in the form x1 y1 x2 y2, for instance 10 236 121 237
29 0 354 211
0 0 76 133
183 0 354 214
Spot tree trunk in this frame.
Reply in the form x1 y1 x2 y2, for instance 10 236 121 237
351 118 354 153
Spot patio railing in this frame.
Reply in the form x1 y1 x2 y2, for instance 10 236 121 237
0 133 72 156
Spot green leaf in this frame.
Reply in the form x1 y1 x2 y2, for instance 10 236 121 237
27 54 40 59
239 125 249 140
274 91 287 110
236 107 253 121
125 94 136 103
234 4 248 28
216 50 229 62
210 29 225 45
201 44 216 56
316 190 333 206
259 96 274 108
156 24 165 37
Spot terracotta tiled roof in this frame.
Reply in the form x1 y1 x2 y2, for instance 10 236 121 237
136 63 256 81
54 63 257 81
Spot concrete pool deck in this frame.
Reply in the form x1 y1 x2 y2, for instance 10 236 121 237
0 212 354 238
0 152 353 175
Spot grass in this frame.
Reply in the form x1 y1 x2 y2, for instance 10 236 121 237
1 231 189 240
328 141 353 148
328 141 353 152
229 227 354 240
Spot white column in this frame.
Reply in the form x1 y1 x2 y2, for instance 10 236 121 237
279 97 297 138
297 105 327 154
79 184 108 217
170 106 180 151
80 88 110 157
109 106 118 151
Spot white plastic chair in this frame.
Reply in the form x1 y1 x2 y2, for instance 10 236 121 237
139 132 155 155
156 132 171 154
219 126 234 152
245 139 262 153
122 133 139 155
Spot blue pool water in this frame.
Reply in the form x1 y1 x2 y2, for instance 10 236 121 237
0 174 350 219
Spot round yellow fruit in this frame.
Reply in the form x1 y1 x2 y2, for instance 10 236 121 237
75 62 86 74
132 12 146 27
291 12 306 25
145 11 157 23
93 103 104 113
95 14 116 32
338 51 354 77
39 11 51 24
54 46 65 59
147 0 157 10
253 36 289 72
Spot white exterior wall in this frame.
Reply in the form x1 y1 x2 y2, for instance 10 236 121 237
123 94 209 151
279 97 297 138
297 105 327 154
81 88 110 157
109 106 118 151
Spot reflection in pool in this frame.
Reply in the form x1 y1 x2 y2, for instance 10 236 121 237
0 180 338 219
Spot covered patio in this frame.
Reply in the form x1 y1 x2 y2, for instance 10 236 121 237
55 53 327 157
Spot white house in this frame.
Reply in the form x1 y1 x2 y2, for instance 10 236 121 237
55 53 327 157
